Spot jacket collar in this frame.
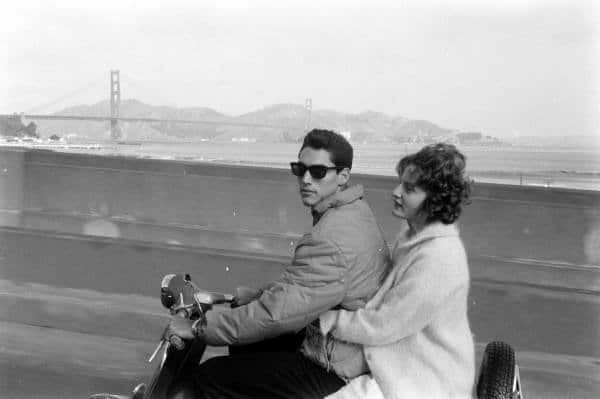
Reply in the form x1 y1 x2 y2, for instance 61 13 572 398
397 221 459 249
311 184 364 224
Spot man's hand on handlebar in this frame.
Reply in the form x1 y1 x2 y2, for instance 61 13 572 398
166 317 196 341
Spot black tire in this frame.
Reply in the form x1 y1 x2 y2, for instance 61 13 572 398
476 341 516 399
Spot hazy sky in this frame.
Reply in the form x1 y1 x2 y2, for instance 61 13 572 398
1 0 599 138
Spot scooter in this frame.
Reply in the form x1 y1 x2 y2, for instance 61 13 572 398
90 273 524 399
90 273 234 399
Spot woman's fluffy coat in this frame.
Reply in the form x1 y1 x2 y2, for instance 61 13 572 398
321 222 475 399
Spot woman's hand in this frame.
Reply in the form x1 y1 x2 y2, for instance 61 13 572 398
319 310 339 336
166 316 195 340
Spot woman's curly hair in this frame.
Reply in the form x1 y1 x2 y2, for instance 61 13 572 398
397 143 472 224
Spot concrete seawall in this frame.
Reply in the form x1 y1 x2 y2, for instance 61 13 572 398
1 148 599 398
2 148 600 266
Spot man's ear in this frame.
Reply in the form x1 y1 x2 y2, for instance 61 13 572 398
336 167 350 187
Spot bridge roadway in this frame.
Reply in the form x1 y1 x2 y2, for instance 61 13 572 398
1 113 292 129
1 228 599 398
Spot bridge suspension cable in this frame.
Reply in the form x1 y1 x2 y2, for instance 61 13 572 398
24 74 106 114
9 70 310 134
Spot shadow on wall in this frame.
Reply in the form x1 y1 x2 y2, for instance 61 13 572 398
584 211 600 265
82 203 121 239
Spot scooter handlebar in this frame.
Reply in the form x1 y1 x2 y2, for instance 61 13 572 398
194 291 234 306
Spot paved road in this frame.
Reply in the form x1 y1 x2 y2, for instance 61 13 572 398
1 228 599 357
0 321 229 399
1 322 599 399
1 229 599 398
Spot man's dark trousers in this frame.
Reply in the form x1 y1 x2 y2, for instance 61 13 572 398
169 331 345 399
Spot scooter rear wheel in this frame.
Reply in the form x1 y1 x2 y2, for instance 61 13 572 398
476 341 523 399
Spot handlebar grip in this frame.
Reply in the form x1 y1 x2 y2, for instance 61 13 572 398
169 334 185 350
167 309 189 350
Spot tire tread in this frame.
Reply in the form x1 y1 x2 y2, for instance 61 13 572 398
476 341 515 399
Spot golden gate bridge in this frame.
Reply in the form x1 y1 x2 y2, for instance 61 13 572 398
1 70 313 140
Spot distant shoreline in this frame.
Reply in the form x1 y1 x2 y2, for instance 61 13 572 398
2 141 598 191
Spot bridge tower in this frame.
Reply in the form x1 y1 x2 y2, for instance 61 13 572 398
110 70 121 139
304 98 312 133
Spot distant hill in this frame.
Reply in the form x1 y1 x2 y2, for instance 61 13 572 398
226 104 309 142
31 99 228 141
29 99 456 143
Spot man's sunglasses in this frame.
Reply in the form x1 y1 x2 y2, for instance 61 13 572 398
290 162 342 179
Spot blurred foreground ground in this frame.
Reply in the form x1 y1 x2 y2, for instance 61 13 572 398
1 322 598 399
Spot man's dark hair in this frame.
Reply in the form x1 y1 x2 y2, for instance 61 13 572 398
397 143 471 224
299 129 353 170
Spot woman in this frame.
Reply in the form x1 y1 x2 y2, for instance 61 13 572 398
320 143 475 399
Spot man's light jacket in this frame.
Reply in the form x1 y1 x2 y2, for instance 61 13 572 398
199 184 391 379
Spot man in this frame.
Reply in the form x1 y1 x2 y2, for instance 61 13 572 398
167 129 390 398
